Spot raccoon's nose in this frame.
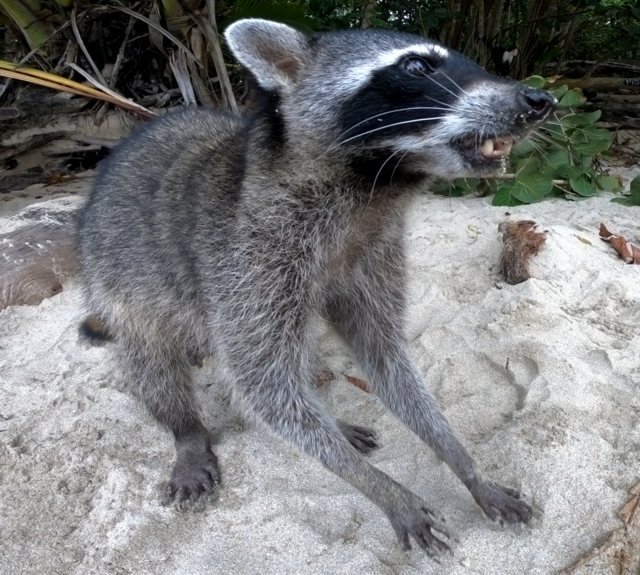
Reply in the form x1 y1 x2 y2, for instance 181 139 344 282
520 88 557 122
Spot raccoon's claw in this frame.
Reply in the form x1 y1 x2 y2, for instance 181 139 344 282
387 492 453 559
166 445 220 504
471 481 532 524
337 421 379 455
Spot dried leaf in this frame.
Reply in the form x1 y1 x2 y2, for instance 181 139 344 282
168 50 197 106
345 375 372 393
599 223 640 264
148 3 167 56
315 371 335 388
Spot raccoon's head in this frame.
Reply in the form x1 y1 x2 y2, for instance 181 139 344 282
225 19 556 184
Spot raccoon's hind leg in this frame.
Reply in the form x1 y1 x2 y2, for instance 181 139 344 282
118 332 220 502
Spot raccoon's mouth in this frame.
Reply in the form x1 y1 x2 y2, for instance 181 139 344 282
456 135 514 163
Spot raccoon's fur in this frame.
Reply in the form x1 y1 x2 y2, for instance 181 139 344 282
77 19 556 556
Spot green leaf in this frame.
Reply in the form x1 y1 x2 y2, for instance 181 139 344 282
511 174 554 203
574 126 610 142
431 180 467 197
516 155 542 176
580 154 594 168
596 175 619 192
600 150 617 161
541 122 565 139
570 126 611 155
537 47 562 69
546 149 571 169
549 84 569 99
574 141 610 156
557 164 585 179
370 17 389 27
559 89 587 108
522 75 546 89
423 13 439 28
457 178 480 192
570 175 596 197
561 110 602 127
611 197 635 207
630 175 640 205
492 183 524 207
511 138 536 157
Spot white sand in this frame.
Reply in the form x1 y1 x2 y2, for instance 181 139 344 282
1 185 639 575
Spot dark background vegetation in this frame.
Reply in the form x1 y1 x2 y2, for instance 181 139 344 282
1 0 638 112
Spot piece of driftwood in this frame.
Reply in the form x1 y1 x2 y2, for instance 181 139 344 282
560 77 640 92
545 60 640 78
0 201 79 310
499 220 547 285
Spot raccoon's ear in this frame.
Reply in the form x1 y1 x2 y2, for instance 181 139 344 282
224 19 309 91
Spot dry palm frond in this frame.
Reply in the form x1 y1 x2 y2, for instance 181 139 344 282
0 60 156 118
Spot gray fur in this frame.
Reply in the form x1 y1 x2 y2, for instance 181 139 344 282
77 19 555 556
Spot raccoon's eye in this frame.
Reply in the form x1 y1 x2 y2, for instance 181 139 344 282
403 57 436 77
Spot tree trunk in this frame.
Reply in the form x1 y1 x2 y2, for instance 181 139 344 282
516 0 554 78
486 0 505 46
477 0 486 66
554 9 581 74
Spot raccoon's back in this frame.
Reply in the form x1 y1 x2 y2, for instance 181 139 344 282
77 109 247 305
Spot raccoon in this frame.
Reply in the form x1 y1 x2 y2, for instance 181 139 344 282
77 19 556 556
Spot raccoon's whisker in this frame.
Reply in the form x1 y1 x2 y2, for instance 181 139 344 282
369 148 405 205
390 147 415 184
439 71 472 98
334 106 454 142
423 95 456 110
530 131 564 151
420 73 462 101
331 117 448 149
527 137 551 162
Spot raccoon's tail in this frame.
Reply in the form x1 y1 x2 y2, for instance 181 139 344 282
79 315 113 345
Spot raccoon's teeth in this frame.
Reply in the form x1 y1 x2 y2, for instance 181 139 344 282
495 137 513 155
480 137 513 158
480 139 494 156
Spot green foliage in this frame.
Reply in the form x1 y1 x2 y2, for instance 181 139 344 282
611 176 640 207
433 76 624 207
221 0 317 32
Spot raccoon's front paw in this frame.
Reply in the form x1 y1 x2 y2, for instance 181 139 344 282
337 421 379 455
165 447 220 504
470 481 532 524
386 492 453 558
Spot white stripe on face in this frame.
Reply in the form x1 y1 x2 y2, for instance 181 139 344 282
337 44 449 92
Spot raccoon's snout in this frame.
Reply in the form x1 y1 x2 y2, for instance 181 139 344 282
519 87 557 123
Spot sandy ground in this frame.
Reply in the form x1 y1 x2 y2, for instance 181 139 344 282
1 176 639 575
